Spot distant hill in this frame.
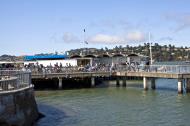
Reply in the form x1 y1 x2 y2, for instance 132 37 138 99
0 55 23 61
1 43 190 62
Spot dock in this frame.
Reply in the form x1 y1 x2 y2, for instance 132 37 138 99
29 65 190 93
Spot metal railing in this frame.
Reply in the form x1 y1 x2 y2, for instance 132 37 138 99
28 65 190 75
30 66 111 75
116 65 190 74
0 70 31 92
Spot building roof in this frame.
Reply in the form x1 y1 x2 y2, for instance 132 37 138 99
70 55 82 59
83 54 97 58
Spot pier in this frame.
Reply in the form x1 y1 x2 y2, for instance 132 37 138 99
115 71 190 93
28 65 190 94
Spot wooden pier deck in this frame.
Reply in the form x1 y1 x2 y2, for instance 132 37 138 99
115 71 190 79
32 71 111 79
31 69 190 94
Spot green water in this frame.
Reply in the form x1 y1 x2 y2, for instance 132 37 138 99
35 80 190 126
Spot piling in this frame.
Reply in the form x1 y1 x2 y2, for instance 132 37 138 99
116 77 120 87
186 79 190 93
151 78 156 90
91 77 95 87
122 77 127 87
178 79 183 94
58 78 62 89
143 77 148 90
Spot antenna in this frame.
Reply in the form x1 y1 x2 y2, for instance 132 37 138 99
149 32 153 65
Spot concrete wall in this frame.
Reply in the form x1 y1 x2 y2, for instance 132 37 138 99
0 86 39 126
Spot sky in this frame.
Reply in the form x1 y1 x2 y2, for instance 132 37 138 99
0 0 190 56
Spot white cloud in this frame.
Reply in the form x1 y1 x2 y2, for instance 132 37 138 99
88 31 146 44
126 31 145 42
88 34 125 44
57 30 146 45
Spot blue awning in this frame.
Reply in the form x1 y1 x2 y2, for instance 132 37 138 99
24 55 67 61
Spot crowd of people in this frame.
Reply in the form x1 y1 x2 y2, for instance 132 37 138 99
21 61 148 74
22 62 113 74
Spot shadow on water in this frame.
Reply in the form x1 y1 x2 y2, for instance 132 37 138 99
105 80 176 91
35 103 79 126
155 87 177 92
103 79 179 93
116 84 177 92
126 83 143 88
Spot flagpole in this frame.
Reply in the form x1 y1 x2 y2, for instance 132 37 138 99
83 29 85 44
149 32 153 65
83 29 88 55
83 29 88 45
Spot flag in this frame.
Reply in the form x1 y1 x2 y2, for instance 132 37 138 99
85 41 88 44
84 29 85 32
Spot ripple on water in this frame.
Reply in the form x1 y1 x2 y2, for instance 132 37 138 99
35 80 190 126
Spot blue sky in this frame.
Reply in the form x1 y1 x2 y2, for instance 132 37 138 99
0 0 190 55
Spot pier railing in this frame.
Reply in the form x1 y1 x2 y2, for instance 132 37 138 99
29 65 190 75
30 66 111 75
150 65 190 73
116 65 190 74
0 70 31 92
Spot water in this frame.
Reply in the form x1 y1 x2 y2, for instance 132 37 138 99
35 79 190 126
